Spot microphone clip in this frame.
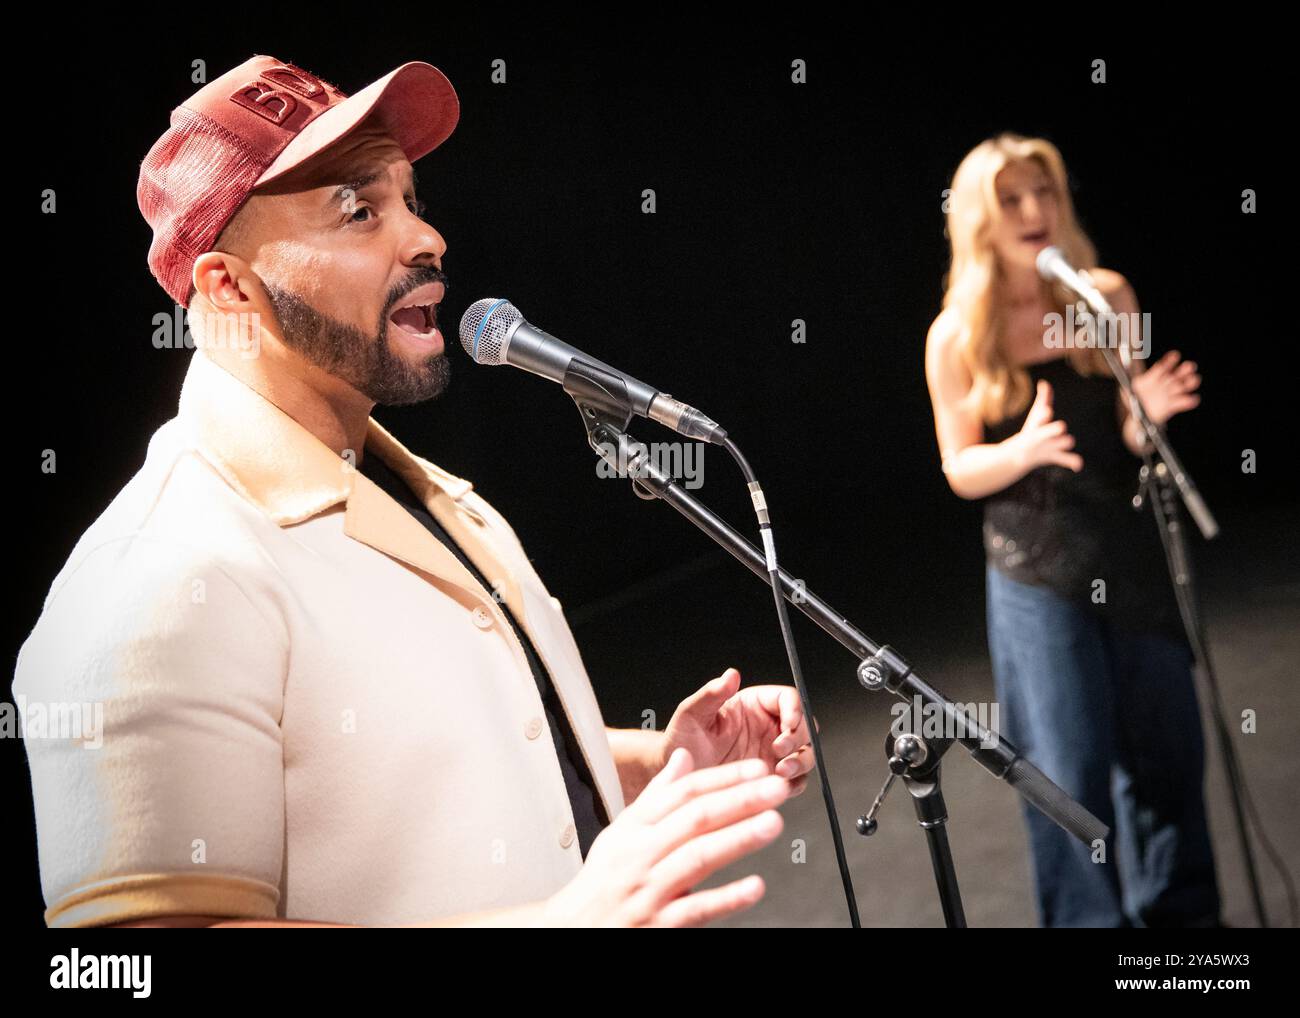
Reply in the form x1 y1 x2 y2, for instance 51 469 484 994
563 356 636 434
564 358 658 501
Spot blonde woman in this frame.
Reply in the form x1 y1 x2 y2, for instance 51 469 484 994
924 133 1218 927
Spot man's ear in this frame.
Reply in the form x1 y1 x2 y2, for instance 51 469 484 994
192 251 266 315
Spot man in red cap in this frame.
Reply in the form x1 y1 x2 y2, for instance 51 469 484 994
13 55 816 928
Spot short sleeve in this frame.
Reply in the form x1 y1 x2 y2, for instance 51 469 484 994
12 534 288 927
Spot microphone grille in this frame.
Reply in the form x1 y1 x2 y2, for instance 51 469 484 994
1035 245 1063 280
459 298 521 365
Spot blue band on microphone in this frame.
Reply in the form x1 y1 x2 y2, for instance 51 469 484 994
472 299 512 360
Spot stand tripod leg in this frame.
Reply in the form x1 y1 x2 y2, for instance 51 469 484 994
907 771 968 928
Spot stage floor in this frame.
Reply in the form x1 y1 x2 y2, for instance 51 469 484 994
569 503 1300 928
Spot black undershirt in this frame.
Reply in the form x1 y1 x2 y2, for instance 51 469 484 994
982 357 1186 642
358 451 607 859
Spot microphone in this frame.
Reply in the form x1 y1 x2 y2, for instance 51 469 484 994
1036 246 1114 316
459 298 727 444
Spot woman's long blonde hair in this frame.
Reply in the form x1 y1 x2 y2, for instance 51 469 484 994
942 133 1107 424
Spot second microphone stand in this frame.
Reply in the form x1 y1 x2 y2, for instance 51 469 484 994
1088 308 1270 927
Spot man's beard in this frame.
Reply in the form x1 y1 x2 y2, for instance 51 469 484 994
263 270 451 406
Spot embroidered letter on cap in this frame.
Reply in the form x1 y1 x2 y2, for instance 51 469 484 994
260 64 329 100
230 80 301 126
228 63 339 129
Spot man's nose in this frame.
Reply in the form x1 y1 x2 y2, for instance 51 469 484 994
400 216 446 269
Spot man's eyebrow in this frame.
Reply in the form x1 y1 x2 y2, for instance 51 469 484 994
322 166 419 211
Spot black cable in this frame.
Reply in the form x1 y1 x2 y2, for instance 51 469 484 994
722 436 861 928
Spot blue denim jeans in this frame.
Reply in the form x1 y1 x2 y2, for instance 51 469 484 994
985 566 1221 927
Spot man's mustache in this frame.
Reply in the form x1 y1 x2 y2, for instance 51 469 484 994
385 268 449 314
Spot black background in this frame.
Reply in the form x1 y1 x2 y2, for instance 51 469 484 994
7 14 1290 928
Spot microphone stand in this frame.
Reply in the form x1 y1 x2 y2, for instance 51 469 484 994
1082 306 1269 927
561 358 1109 927
857 710 969 927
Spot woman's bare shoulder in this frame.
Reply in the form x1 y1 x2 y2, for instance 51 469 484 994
926 306 963 353
925 307 970 387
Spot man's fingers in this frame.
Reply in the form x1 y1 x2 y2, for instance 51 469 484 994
645 773 790 864
641 746 694 795
650 874 767 928
677 667 741 716
647 807 784 907
779 686 802 735
623 745 699 820
635 756 771 825
773 709 811 755
746 685 803 738
776 743 816 779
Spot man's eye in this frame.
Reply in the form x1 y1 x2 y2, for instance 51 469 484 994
349 206 373 223
407 199 427 217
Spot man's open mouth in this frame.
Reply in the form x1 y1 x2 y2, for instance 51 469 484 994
391 304 437 334
388 281 446 338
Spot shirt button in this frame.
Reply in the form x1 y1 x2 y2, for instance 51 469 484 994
471 605 493 630
525 717 544 740
559 823 577 849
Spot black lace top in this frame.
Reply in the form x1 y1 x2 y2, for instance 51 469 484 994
982 357 1185 641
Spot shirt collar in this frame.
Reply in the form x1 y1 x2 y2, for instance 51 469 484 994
176 349 472 526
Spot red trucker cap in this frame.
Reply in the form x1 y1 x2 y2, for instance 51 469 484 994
137 54 459 307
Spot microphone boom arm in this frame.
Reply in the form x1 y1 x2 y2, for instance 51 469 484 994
564 356 1109 850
